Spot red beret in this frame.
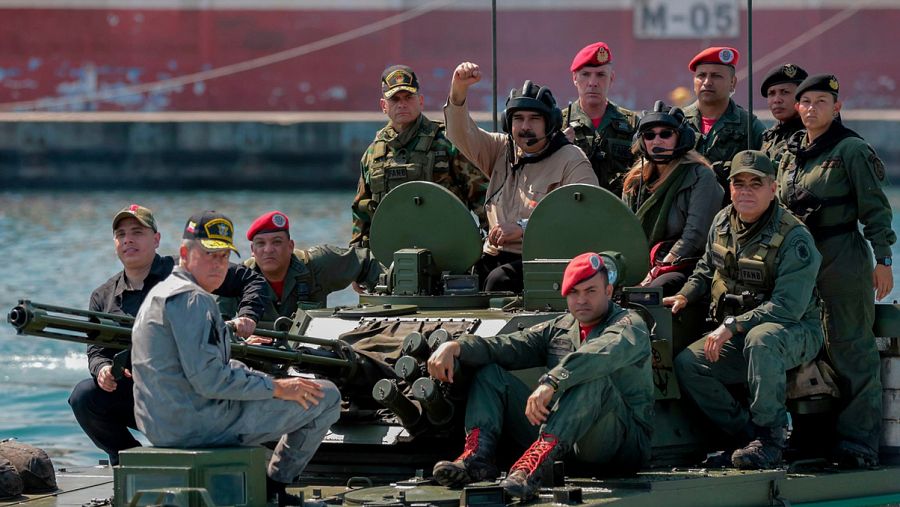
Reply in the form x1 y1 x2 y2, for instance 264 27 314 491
570 42 612 72
247 210 290 240
688 46 739 72
561 252 606 296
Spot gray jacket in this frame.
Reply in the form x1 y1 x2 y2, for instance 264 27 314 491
132 267 275 447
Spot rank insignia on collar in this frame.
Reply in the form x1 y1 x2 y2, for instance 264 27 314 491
596 47 610 64
784 64 797 78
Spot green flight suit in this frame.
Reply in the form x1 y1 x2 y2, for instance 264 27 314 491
456 303 653 472
684 99 766 196
352 113 488 246
562 100 639 195
218 245 384 322
778 127 896 453
761 116 804 170
674 204 824 434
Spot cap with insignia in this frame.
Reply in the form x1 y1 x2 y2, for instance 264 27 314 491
759 63 808 97
561 252 608 296
729 150 776 179
381 65 419 99
113 204 157 232
247 210 290 240
570 42 613 72
795 73 840 100
183 210 240 256
688 46 739 72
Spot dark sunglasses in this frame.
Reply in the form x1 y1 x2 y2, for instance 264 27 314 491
641 129 676 141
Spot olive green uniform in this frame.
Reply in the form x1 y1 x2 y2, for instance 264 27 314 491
352 114 488 246
684 99 766 194
778 131 896 453
760 116 804 169
456 303 653 471
562 100 639 194
218 245 384 321
674 204 824 434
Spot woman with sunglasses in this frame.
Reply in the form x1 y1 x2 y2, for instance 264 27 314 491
622 101 723 295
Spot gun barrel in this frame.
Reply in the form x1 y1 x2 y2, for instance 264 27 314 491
411 377 454 426
372 379 421 428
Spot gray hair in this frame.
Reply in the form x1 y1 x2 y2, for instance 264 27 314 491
179 238 201 266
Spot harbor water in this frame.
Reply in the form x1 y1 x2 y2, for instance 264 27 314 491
1 188 899 467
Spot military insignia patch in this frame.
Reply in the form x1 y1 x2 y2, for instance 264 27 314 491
829 77 839 91
741 151 755 165
596 47 610 65
271 213 287 227
871 153 886 181
792 237 811 262
784 64 797 78
387 69 412 86
204 218 234 241
719 48 735 64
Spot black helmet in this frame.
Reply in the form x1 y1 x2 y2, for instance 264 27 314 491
500 80 563 135
635 100 695 161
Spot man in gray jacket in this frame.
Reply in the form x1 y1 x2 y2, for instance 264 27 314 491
131 210 341 505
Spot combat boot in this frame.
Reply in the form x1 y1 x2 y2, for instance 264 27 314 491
432 428 499 487
499 433 565 500
833 440 879 469
731 426 787 470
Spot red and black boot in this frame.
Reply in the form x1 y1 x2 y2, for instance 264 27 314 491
499 433 565 500
432 428 499 487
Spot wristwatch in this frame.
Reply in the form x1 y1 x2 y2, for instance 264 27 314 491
876 257 893 266
723 316 739 334
538 373 560 392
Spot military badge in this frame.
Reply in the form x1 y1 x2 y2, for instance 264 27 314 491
272 213 287 228
871 151 886 181
784 64 797 78
719 48 735 64
387 69 411 87
596 46 610 65
741 151 755 166
793 237 810 262
204 218 234 241
829 77 839 91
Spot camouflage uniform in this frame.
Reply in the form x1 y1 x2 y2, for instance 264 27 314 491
456 303 653 472
683 99 766 194
351 114 487 246
674 203 823 435
778 127 896 455
761 116 804 169
562 100 639 195
218 245 384 321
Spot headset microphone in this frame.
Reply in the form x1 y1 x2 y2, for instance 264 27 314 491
651 146 676 154
525 132 554 147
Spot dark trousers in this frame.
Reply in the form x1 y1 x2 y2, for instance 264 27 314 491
69 377 141 465
476 251 523 293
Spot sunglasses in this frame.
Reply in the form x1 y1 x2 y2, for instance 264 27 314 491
641 129 676 141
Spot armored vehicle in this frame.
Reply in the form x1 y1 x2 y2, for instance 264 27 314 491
7 182 900 507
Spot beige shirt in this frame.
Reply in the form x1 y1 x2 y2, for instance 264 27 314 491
444 100 598 255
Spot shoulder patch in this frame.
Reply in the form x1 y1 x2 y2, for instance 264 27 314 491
790 235 812 262
869 149 886 181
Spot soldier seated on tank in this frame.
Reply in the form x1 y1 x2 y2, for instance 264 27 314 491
131 211 341 507
426 253 653 499
351 64 487 248
218 210 385 339
68 204 268 467
665 151 824 470
444 62 598 293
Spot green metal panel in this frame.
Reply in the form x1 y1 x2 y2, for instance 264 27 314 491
522 259 569 311
522 184 650 287
370 181 483 275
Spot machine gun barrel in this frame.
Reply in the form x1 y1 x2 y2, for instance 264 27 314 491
372 379 422 429
411 377 454 426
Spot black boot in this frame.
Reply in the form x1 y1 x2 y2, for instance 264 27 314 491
731 426 786 470
432 428 500 487
499 433 566 500
832 439 879 469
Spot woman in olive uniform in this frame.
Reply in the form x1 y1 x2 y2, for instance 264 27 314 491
622 101 723 296
778 74 896 467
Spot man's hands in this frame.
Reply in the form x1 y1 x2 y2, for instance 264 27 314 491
525 384 554 425
227 316 257 338
273 377 326 409
450 62 482 106
662 294 688 314
427 341 461 383
703 325 733 363
874 264 894 300
97 364 131 392
487 222 524 247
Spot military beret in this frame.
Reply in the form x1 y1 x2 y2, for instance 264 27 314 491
759 63 808 97
570 42 612 72
795 73 840 100
561 252 608 296
247 210 290 240
113 204 157 232
381 65 419 99
729 150 776 179
688 46 739 72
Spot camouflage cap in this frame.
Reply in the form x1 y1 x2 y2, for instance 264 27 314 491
381 65 419 99
729 150 776 179
183 210 240 256
112 204 157 232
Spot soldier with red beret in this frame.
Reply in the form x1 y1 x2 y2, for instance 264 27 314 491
218 210 385 329
683 46 766 200
562 41 639 194
426 252 653 499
